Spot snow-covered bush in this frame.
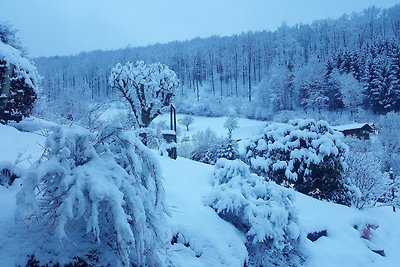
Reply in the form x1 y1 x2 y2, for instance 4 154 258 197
190 128 238 164
177 134 193 158
344 136 399 209
16 124 168 266
204 159 302 266
345 150 390 209
245 119 350 204
377 112 400 175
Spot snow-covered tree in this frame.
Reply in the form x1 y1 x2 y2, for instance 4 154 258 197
178 115 194 131
334 71 364 111
345 148 389 209
0 22 24 51
204 159 302 266
0 23 39 124
245 119 350 204
109 61 179 143
16 124 168 266
377 112 400 174
223 116 238 140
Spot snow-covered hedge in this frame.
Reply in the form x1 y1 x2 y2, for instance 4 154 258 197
16 124 168 266
204 159 302 266
245 119 350 204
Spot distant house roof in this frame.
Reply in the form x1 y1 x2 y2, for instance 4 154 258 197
333 123 375 139
333 123 375 132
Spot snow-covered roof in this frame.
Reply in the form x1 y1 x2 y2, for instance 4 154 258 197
333 123 374 132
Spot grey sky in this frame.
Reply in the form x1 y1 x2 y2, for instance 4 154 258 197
1 0 399 57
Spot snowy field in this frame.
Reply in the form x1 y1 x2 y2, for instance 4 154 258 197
1 119 400 266
154 113 267 140
98 104 267 141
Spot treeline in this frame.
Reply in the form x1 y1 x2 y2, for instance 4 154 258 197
35 5 400 118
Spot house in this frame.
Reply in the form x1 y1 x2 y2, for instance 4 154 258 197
333 123 375 139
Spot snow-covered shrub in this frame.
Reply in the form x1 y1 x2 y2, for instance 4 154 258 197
345 150 390 209
177 134 193 158
344 136 399 209
190 128 220 164
190 128 238 164
245 119 350 204
204 159 302 266
377 112 400 175
215 141 239 161
16 124 168 266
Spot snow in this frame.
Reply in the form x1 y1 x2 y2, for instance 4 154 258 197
0 123 44 170
154 113 267 141
95 103 266 142
159 156 248 266
1 120 400 266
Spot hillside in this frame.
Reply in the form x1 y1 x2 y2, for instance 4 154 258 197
1 119 400 266
34 5 400 121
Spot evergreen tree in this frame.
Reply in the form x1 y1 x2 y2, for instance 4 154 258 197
0 23 39 124
388 43 400 110
245 119 351 205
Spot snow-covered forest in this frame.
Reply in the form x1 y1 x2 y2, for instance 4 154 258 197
2 2 400 267
35 5 400 119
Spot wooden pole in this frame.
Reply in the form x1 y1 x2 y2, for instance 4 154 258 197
390 169 396 212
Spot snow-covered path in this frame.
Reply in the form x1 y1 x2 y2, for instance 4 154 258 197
158 155 247 266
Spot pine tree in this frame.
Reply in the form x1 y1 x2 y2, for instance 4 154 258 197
0 23 39 124
364 56 391 113
388 44 400 111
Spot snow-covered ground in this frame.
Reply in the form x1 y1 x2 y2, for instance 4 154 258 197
1 119 400 266
153 113 267 141
98 103 267 140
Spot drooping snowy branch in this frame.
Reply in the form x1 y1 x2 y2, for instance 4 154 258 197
16 124 168 266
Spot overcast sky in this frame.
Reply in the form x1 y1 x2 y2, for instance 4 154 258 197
1 0 399 57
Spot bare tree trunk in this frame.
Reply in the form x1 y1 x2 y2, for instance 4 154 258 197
248 49 252 102
196 79 200 101
211 66 215 97
234 51 238 97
